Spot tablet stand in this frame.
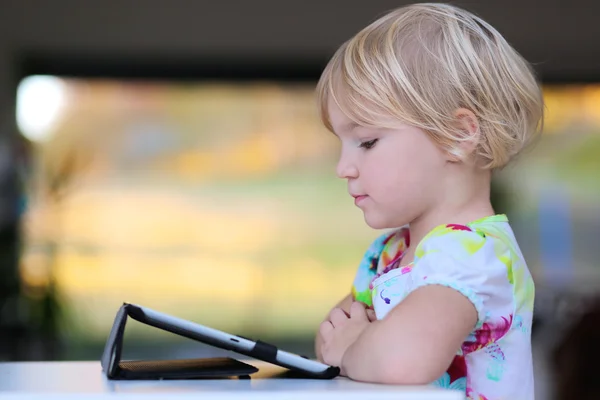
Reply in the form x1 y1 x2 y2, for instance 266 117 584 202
101 303 258 380
101 303 340 381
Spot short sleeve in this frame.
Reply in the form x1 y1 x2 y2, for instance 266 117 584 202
406 225 514 331
352 228 408 307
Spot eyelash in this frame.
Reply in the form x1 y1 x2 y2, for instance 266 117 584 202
359 139 378 150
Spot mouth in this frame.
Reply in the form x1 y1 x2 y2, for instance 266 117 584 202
352 194 369 206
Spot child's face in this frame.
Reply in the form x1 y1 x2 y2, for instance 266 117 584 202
328 101 449 229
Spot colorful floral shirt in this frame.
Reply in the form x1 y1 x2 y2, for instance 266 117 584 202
352 215 534 400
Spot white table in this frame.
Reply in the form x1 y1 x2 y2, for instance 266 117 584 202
0 360 464 399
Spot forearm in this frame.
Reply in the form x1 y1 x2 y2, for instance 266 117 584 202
341 319 444 385
341 320 405 383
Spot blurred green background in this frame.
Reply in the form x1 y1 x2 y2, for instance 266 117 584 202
16 78 600 362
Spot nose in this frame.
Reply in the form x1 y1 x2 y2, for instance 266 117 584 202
336 149 359 179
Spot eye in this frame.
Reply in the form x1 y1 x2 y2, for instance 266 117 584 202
359 139 378 150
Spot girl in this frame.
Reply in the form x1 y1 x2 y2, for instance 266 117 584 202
314 3 543 400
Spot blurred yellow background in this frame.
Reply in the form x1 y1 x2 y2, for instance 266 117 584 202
16 78 600 358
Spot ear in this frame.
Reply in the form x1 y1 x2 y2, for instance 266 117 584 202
447 108 480 162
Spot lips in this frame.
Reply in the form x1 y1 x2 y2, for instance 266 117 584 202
352 194 368 206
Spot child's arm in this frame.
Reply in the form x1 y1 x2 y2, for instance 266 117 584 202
341 285 477 384
315 293 353 362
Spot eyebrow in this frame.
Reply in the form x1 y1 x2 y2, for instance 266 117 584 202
332 121 360 136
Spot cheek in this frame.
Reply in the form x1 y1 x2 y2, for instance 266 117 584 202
366 146 441 199
384 161 421 196
364 156 414 194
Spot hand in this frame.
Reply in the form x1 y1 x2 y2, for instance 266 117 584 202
318 302 372 369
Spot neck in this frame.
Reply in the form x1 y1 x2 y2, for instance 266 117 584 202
404 167 495 262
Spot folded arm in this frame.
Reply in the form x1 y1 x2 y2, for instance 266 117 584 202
341 285 477 384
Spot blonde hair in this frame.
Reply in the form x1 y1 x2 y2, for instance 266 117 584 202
316 3 544 169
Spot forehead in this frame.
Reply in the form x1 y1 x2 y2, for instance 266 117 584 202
327 100 359 134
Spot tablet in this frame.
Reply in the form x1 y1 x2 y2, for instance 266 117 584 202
121 303 340 379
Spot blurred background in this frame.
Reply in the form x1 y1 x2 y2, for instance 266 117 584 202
0 1 599 399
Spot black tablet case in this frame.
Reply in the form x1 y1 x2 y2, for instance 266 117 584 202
101 303 340 380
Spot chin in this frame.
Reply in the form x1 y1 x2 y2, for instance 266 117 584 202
363 214 396 230
363 210 411 230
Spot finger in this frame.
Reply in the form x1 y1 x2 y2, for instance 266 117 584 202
350 301 368 321
319 320 334 337
328 307 348 327
366 308 377 322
